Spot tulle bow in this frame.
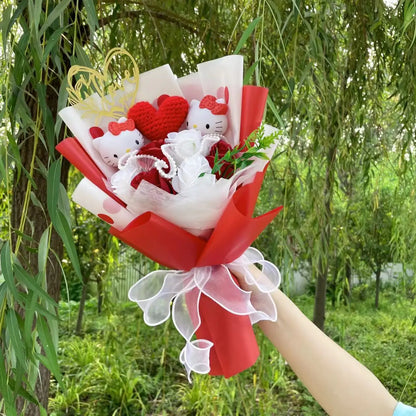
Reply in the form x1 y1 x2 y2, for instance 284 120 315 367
128 247 280 381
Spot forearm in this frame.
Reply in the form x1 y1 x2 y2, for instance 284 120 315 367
260 289 397 416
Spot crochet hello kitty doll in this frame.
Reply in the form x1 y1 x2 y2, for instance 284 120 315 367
90 117 144 168
185 95 228 136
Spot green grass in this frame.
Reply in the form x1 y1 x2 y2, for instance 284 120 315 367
49 286 416 415
325 288 416 403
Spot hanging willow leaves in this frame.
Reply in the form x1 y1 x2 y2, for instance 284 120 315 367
47 160 82 279
0 1 97 414
1 0 416 414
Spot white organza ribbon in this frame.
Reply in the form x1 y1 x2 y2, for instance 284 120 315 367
128 247 280 381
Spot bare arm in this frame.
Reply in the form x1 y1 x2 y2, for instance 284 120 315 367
234 266 397 416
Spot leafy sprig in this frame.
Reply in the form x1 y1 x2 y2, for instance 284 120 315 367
211 124 278 178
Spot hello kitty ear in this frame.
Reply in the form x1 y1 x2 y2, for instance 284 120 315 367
190 99 200 108
216 86 229 104
89 126 104 139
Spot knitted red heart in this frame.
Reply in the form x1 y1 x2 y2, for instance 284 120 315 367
128 96 189 141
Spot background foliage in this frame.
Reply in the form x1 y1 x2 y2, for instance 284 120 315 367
0 0 415 414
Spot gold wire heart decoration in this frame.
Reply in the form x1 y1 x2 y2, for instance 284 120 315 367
66 48 140 123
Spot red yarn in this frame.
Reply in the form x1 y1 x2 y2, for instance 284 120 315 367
130 139 176 194
108 118 135 135
200 95 228 115
128 96 189 141
89 126 104 139
130 168 175 194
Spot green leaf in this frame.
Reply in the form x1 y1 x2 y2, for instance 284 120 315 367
29 36 43 77
47 159 61 212
47 160 82 279
266 96 285 128
56 76 69 137
0 348 17 416
0 283 6 305
28 0 42 33
41 26 66 64
8 378 40 406
6 309 28 372
14 264 56 307
36 315 62 386
1 4 12 53
38 228 50 276
35 301 58 323
239 160 255 169
73 42 93 67
30 191 45 211
243 60 260 85
56 210 82 275
23 285 39 348
58 183 73 227
403 0 416 33
0 143 8 186
2 0 27 51
39 0 72 37
234 16 262 55
44 106 56 158
0 242 19 299
6 131 23 181
83 0 99 35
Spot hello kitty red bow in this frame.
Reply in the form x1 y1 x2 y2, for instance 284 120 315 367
108 118 135 135
200 95 228 115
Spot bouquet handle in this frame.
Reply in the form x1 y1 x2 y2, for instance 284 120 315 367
194 274 259 378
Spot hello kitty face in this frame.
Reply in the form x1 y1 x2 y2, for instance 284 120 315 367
185 95 228 136
91 118 144 168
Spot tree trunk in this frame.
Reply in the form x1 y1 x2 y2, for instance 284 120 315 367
313 245 329 330
314 275 328 329
344 259 352 305
313 146 336 330
13 147 69 416
76 277 89 335
375 265 382 309
12 79 69 416
331 255 340 306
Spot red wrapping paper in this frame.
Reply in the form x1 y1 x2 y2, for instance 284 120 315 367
57 85 282 378
240 85 269 145
108 172 282 377
197 289 259 377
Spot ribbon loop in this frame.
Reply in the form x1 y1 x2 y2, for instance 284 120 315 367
128 247 281 380
173 288 201 341
180 340 213 382
229 247 281 293
201 264 257 315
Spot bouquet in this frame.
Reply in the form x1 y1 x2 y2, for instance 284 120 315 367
57 49 283 380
